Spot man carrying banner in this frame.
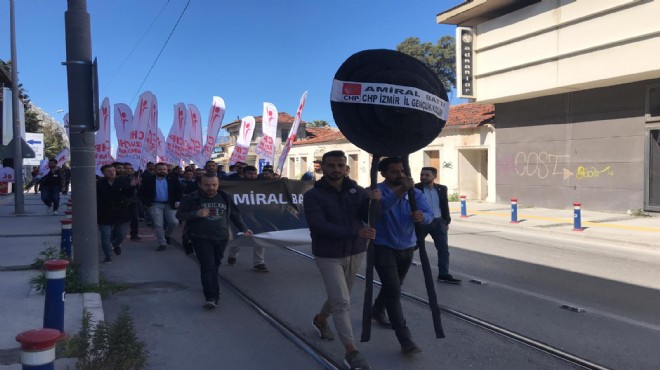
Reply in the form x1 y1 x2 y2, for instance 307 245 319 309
304 150 380 370
372 156 433 356
139 162 183 251
176 173 253 309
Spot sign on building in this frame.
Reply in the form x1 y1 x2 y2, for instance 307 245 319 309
456 27 475 99
24 132 44 166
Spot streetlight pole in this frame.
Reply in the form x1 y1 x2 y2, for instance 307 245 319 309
9 0 25 214
64 0 98 285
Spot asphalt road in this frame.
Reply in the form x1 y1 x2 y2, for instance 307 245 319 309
100 223 660 369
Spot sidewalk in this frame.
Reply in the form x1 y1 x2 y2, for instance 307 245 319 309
0 193 89 370
448 200 660 251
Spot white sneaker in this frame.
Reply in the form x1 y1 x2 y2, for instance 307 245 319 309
52 210 59 215
46 205 52 212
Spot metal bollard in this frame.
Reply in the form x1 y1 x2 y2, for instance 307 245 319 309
510 198 519 223
15 328 61 370
63 210 72 219
43 260 69 332
460 195 468 218
573 202 584 231
60 219 73 258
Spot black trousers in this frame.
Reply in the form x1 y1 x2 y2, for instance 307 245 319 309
372 245 415 345
129 201 139 237
192 237 228 301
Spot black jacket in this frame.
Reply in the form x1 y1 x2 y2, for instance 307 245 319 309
414 183 451 224
303 177 372 258
97 177 135 224
176 189 249 240
138 175 183 209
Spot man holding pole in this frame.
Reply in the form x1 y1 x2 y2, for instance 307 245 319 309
372 156 433 355
304 150 379 370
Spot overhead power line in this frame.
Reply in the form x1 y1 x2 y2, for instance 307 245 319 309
103 0 171 91
130 0 191 105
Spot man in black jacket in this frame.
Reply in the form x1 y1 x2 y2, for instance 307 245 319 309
176 173 253 309
40 158 66 215
303 150 379 370
415 167 461 284
97 164 139 263
138 162 183 251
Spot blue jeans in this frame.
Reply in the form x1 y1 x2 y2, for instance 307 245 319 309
417 218 450 276
148 203 178 245
193 238 228 301
99 223 127 259
372 245 415 345
40 185 61 211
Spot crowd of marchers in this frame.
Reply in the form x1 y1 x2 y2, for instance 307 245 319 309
57 153 459 370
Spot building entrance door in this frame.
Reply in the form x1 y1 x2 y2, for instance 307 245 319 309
646 129 660 211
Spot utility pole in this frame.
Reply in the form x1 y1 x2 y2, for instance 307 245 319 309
9 0 25 214
64 0 98 285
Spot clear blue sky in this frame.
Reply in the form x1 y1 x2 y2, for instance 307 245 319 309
1 0 463 143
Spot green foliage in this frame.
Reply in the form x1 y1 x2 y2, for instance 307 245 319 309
448 193 460 202
308 120 330 128
42 121 65 159
0 59 31 104
30 245 127 297
396 36 456 93
63 307 148 370
629 208 649 217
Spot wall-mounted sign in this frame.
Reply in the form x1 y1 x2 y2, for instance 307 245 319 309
456 27 475 99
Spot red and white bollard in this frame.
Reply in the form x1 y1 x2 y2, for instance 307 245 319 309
64 210 72 219
510 198 519 224
573 202 584 231
15 328 62 370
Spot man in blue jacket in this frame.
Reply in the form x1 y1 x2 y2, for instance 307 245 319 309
372 156 433 356
304 150 379 370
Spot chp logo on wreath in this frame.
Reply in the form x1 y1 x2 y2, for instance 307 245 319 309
342 83 362 96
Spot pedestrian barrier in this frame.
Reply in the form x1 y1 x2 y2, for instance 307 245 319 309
573 202 584 231
15 328 62 370
510 198 519 224
60 219 72 258
460 195 468 218
43 259 69 333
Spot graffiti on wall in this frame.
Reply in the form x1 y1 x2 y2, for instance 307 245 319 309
512 151 614 181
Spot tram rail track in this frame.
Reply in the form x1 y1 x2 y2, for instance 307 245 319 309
281 246 611 370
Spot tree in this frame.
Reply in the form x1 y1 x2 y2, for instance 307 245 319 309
42 122 65 159
308 120 329 128
396 36 456 93
0 59 31 104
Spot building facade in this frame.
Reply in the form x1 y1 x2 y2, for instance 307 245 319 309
439 0 660 212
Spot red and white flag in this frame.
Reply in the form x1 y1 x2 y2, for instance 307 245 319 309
186 104 203 163
156 128 167 163
95 97 114 176
55 148 70 167
277 91 307 174
255 102 278 165
113 103 133 164
229 116 255 165
195 96 225 167
166 103 187 165
0 166 15 182
125 92 153 169
142 94 159 169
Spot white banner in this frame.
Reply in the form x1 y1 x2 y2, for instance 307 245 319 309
156 128 167 163
255 102 277 164
0 166 15 182
166 103 187 165
277 91 307 174
330 80 448 120
124 92 153 169
236 116 256 148
196 96 225 167
142 94 159 169
228 145 249 165
95 97 114 176
38 159 49 176
114 103 133 163
187 104 203 162
55 148 70 167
